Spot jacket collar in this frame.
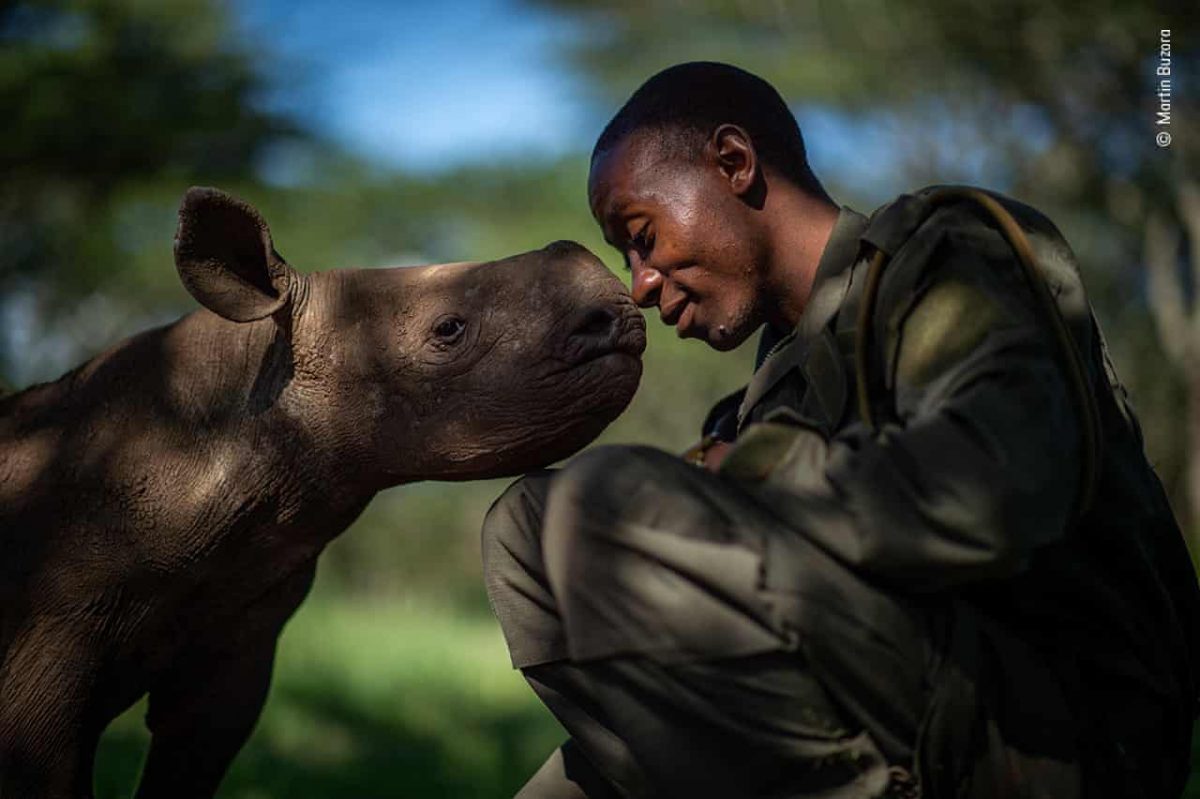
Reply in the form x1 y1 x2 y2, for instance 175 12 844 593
740 206 869 425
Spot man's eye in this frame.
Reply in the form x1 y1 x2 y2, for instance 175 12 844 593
631 225 654 253
626 224 654 268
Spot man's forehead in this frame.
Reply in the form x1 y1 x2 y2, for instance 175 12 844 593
588 132 684 215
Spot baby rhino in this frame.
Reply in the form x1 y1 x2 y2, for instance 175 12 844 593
0 188 646 798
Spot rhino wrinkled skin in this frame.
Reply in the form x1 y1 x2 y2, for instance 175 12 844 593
0 187 645 798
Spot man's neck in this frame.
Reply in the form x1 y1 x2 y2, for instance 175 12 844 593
760 181 840 332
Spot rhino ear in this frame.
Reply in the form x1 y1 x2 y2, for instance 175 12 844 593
174 187 294 322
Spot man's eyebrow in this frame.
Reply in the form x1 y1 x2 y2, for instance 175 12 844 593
604 200 638 236
599 207 632 249
606 197 631 216
601 211 624 239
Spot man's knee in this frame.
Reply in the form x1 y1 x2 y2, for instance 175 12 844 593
540 443 711 550
540 446 665 596
481 470 554 581
543 446 663 525
481 470 572 667
540 447 786 662
482 470 557 624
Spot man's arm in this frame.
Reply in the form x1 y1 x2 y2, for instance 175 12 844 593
732 226 1084 592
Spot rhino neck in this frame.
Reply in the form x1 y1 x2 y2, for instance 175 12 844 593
282 269 427 494
0 332 364 595
162 304 386 526
96 303 377 539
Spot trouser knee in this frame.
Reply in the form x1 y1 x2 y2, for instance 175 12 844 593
540 444 681 606
541 445 785 662
540 444 723 584
481 470 554 588
481 470 569 667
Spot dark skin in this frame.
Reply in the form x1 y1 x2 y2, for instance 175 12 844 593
587 124 840 467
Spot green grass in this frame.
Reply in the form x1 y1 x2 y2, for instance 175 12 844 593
95 598 1200 798
94 599 563 799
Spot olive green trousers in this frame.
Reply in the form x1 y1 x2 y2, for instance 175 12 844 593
481 445 1084 798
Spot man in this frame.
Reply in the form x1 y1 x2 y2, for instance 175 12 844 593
482 62 1200 798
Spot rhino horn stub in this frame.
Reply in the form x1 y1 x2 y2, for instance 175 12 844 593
174 186 294 323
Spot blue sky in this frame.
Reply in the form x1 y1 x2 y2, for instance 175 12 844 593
232 0 916 196
236 0 593 171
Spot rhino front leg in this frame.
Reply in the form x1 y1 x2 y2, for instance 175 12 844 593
0 622 99 799
0 701 96 799
133 640 275 799
133 564 316 799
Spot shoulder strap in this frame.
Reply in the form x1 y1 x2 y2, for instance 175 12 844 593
854 186 1101 519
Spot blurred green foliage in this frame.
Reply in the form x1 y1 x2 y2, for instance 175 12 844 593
543 0 1196 213
0 0 297 356
95 599 565 798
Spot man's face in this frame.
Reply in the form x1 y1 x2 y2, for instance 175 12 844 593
588 131 768 351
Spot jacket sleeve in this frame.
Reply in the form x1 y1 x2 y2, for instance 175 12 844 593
734 225 1084 592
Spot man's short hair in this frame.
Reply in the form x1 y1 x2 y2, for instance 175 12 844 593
593 62 822 193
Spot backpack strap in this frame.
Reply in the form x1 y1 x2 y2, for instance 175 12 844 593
854 186 1101 519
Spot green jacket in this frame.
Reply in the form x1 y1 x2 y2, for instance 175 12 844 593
706 186 1200 796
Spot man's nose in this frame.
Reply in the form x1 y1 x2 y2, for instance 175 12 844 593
630 264 663 308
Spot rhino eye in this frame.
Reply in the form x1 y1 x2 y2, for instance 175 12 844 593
433 316 466 343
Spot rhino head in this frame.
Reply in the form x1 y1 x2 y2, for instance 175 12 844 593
174 186 646 487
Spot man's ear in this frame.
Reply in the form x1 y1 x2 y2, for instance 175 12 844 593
709 124 758 196
174 187 294 322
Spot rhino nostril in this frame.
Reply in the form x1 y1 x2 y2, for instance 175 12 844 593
571 307 617 340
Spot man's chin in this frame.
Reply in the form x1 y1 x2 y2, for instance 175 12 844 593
699 322 753 351
676 304 756 350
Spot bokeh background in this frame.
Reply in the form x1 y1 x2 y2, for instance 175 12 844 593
3 0 1197 795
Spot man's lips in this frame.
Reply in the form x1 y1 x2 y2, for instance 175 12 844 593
659 299 688 327
660 299 697 336
676 303 696 336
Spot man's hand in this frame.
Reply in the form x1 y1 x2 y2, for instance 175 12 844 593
681 436 733 472
700 441 733 471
